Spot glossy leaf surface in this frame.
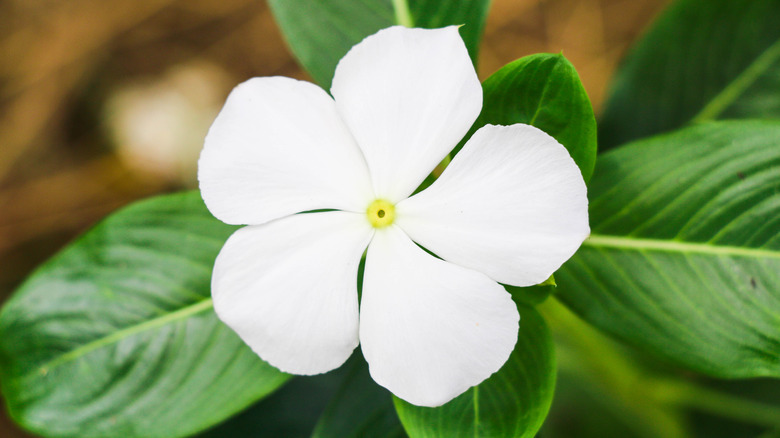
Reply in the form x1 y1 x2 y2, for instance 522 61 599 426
0 192 289 438
469 53 597 181
557 121 780 377
394 305 555 438
599 0 780 148
267 0 490 88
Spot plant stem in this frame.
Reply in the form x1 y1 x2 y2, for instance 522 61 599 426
391 0 414 27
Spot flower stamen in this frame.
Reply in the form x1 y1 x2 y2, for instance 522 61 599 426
366 199 395 228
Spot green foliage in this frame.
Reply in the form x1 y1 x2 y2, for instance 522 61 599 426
557 120 780 378
394 305 555 438
406 0 490 65
506 275 556 306
312 351 405 438
200 353 374 438
599 0 780 149
267 0 490 88
469 53 597 181
7 0 780 436
0 192 289 438
199 351 404 438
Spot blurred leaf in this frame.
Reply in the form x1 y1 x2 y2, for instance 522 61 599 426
198 375 338 438
557 120 780 378
599 0 780 149
312 351 405 438
407 0 490 65
539 299 687 438
0 192 289 438
540 372 647 438
267 0 490 88
201 350 403 438
468 53 597 181
394 305 555 438
683 378 780 437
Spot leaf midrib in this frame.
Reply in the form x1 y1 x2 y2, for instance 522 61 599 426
391 0 414 27
691 37 780 122
585 234 780 259
26 298 214 381
30 234 775 380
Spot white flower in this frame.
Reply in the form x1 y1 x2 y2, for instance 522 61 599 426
198 26 589 407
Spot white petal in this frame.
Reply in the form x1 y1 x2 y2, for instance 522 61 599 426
199 77 373 225
331 26 482 202
212 212 373 375
396 124 590 287
360 226 519 407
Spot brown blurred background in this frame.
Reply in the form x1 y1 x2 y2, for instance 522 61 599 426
0 0 668 435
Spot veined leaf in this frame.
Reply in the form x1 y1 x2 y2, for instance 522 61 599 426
394 305 555 438
557 121 780 377
599 0 780 149
267 0 490 89
469 53 597 181
0 192 289 438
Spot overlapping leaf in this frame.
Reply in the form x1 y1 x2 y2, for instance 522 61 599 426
557 121 780 377
0 192 289 438
468 53 597 181
599 0 780 149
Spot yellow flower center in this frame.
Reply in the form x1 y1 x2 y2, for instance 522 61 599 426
366 199 395 228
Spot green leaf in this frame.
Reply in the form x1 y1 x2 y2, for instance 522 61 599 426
267 0 490 89
0 192 289 438
557 120 780 378
312 351 405 438
394 305 555 438
198 374 339 438
505 275 556 306
407 0 490 65
467 53 597 181
599 0 780 149
200 356 353 438
201 351 404 438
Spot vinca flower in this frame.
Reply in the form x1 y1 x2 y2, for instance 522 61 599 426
198 26 589 407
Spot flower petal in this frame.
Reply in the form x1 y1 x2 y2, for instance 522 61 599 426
396 124 590 287
199 77 373 225
212 212 373 375
360 226 519 407
331 26 482 202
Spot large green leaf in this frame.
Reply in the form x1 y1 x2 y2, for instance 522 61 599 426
599 0 780 149
469 53 597 181
0 192 289 438
557 120 780 377
394 305 555 438
267 0 490 88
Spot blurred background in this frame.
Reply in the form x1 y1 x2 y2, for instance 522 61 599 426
0 0 670 436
